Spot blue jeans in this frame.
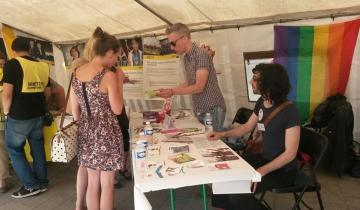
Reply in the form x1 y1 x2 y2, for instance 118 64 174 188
196 106 226 132
5 116 48 190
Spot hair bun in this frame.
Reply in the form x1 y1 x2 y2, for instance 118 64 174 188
93 27 104 39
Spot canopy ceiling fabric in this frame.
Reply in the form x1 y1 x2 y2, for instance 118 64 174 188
1 0 360 43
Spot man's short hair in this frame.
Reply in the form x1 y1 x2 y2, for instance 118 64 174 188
11 37 30 52
165 23 191 38
0 51 6 60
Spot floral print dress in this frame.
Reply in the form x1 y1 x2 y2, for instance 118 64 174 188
72 69 124 171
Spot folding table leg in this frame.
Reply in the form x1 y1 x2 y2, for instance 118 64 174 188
201 184 208 210
170 189 176 210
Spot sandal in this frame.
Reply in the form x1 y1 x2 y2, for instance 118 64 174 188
0 180 7 193
119 169 132 180
0 186 7 193
114 179 123 189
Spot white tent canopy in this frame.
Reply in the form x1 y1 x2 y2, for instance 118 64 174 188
1 1 360 140
1 0 360 43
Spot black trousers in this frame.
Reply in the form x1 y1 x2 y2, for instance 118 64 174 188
212 154 297 210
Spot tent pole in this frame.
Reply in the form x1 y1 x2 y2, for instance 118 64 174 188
134 0 172 25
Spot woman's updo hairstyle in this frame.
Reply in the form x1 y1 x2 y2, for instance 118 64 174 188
91 27 120 57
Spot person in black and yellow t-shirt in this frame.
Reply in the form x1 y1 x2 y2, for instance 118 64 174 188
2 37 51 199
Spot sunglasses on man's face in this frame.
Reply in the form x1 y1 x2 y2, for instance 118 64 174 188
170 36 184 47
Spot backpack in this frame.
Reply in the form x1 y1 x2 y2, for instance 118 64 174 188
348 141 360 177
310 94 347 128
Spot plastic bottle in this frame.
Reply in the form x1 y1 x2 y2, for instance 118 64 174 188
144 121 154 143
135 142 147 172
204 112 213 133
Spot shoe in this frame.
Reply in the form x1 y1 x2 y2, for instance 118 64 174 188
0 180 7 193
11 186 41 198
0 185 7 193
114 180 122 189
119 169 132 180
39 186 47 193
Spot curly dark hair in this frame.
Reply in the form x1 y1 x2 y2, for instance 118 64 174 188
252 63 290 105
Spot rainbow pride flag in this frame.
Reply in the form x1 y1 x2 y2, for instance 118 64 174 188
274 19 360 122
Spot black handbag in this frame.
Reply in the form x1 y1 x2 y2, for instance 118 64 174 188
43 110 53 126
42 93 53 126
243 101 293 155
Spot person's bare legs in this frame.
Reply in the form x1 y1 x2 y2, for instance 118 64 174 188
86 168 100 210
100 171 115 210
75 165 88 210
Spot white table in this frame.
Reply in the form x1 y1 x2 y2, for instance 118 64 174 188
130 113 261 210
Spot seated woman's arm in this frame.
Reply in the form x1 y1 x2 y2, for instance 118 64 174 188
208 113 258 140
256 125 300 176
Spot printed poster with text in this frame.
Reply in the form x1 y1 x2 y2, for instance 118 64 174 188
121 66 144 100
143 54 181 100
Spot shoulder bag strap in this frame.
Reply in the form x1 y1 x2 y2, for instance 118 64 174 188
59 73 73 129
263 100 293 127
247 100 292 142
81 83 91 117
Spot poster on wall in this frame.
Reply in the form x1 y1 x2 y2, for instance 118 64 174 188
19 36 54 65
63 43 85 65
122 66 144 100
143 37 173 55
143 54 181 100
117 37 143 67
243 51 274 102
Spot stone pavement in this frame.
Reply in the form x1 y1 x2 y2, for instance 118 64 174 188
1 160 360 210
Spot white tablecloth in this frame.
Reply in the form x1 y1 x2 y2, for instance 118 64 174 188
130 113 261 209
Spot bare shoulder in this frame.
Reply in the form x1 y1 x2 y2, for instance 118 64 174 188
103 70 117 82
75 63 91 75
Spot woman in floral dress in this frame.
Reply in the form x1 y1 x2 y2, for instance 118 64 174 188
69 27 124 210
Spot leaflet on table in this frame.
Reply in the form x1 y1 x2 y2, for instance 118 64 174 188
121 66 144 99
200 147 239 163
143 55 181 100
133 125 162 135
193 139 225 149
145 159 205 179
150 165 185 178
147 145 161 156
208 163 232 171
172 110 193 119
161 127 204 137
168 144 190 153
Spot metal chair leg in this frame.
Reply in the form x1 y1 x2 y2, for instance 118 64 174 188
258 191 272 210
316 189 325 210
292 193 301 210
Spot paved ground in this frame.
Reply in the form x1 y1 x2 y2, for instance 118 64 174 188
1 160 360 210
